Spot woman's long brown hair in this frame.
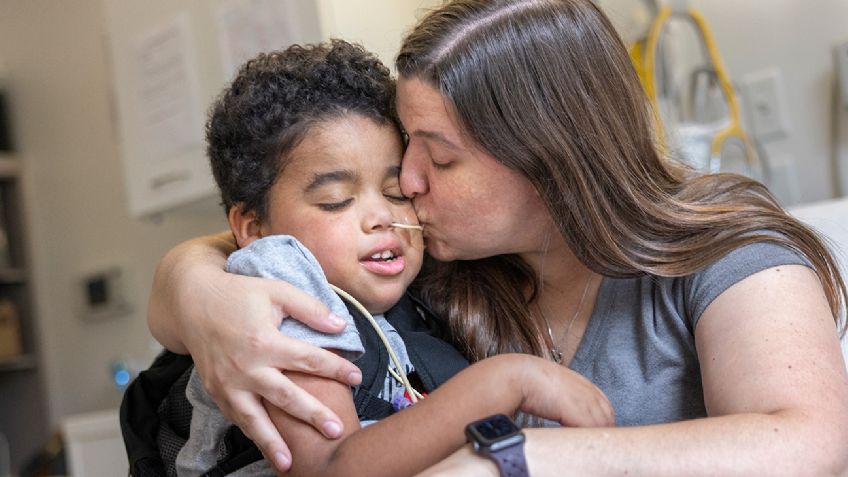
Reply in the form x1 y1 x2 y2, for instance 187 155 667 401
398 0 847 362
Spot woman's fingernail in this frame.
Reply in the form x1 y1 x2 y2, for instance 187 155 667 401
348 370 362 385
328 313 345 327
274 452 290 470
323 420 342 438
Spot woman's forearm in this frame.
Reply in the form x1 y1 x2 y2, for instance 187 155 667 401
147 231 236 353
522 411 848 476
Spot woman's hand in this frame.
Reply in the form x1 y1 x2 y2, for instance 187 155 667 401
147 232 363 472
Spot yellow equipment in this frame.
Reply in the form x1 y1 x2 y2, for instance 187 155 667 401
630 1 763 177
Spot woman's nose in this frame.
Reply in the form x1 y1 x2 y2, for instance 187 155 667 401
400 149 429 198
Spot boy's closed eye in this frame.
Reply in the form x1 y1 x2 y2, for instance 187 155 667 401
382 185 409 203
317 198 353 211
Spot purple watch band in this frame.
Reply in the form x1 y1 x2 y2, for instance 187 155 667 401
484 439 529 477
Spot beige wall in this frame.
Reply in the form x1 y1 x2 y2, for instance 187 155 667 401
317 0 434 67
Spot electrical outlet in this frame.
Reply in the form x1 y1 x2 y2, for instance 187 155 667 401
835 40 848 110
742 68 791 141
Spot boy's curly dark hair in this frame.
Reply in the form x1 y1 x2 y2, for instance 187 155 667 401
207 39 398 219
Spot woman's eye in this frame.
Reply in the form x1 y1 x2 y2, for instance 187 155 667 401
317 198 353 211
430 154 453 170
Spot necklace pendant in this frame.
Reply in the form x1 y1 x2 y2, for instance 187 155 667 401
550 347 563 364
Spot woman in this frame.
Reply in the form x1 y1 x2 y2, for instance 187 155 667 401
149 0 848 474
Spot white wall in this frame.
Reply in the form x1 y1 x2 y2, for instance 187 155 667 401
694 0 848 205
0 0 438 434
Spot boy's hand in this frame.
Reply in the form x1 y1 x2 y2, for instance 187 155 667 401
511 355 615 427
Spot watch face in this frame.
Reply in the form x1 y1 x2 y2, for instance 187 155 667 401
466 414 524 449
476 414 518 440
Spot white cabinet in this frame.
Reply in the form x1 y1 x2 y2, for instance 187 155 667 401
102 0 322 217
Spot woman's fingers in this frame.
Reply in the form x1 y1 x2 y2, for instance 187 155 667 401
264 278 348 334
219 389 293 472
200 348 350 472
266 331 363 386
253 365 346 439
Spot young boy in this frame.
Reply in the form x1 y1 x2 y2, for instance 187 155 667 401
176 40 612 477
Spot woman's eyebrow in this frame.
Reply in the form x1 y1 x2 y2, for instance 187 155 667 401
412 130 460 150
304 169 357 192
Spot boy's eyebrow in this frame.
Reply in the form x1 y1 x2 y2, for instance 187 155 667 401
304 169 357 192
385 165 402 179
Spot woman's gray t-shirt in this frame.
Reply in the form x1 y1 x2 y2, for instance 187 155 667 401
569 240 809 425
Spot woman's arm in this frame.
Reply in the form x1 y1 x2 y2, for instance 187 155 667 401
147 232 363 471
419 265 848 476
148 231 234 352
266 353 614 477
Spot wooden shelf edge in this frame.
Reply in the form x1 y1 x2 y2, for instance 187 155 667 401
0 156 19 177
0 354 37 372
0 267 26 284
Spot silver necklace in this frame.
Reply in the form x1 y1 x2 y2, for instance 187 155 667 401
542 276 592 364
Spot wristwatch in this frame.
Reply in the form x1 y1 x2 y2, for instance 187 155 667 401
465 414 529 477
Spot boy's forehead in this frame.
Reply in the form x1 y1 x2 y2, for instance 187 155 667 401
282 116 403 184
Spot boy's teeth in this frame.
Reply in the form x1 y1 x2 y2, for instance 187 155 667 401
370 250 395 260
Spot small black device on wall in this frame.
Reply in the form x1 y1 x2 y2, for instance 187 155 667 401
0 89 12 152
80 267 132 321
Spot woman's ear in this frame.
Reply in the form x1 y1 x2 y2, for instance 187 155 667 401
228 204 263 248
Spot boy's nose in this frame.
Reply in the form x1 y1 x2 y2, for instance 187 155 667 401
364 197 394 232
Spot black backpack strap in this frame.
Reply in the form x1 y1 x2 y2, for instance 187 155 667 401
347 302 394 422
120 350 194 476
352 386 395 421
387 294 469 392
199 426 263 477
155 366 194 476
121 350 264 477
345 294 469 420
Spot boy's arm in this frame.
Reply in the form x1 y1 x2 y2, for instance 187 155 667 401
267 353 614 477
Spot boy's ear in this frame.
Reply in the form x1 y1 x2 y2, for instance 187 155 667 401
228 203 263 248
